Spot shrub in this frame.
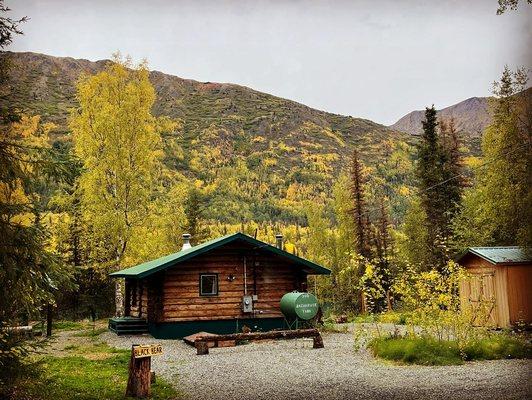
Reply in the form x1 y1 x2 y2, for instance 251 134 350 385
461 336 532 361
370 336 463 365
369 335 532 366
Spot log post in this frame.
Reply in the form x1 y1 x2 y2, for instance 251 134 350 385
126 345 152 398
196 341 209 355
313 334 324 349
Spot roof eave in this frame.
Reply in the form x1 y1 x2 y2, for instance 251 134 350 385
456 248 530 266
109 232 331 278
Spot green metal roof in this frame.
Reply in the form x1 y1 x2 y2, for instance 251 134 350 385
458 246 531 265
110 232 331 279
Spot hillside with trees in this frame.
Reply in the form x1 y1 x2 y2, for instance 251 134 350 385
1 1 532 398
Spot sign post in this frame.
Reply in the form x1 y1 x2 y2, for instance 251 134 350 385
126 344 163 398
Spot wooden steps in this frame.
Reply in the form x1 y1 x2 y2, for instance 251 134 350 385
108 317 149 335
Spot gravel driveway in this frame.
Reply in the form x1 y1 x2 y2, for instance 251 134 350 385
102 331 532 400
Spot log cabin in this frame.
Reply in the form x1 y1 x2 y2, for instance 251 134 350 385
457 246 531 328
109 232 330 338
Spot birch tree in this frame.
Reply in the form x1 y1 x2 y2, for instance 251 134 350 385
71 55 176 316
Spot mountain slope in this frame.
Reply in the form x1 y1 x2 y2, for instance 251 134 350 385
1 51 415 223
390 96 492 136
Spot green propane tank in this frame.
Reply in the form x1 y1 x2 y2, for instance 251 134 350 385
280 291 319 320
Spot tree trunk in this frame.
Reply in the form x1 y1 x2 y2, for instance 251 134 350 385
115 280 124 317
46 303 53 337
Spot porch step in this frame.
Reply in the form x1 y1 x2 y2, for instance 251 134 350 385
108 317 148 335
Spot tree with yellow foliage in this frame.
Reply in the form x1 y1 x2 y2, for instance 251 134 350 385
70 54 176 316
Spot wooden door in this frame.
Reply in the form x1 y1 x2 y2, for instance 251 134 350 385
461 270 497 327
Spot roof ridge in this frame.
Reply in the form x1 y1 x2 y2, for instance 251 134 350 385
110 232 330 278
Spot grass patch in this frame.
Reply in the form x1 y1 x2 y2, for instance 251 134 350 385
461 336 532 361
52 320 88 331
73 328 108 338
369 335 532 366
13 341 181 399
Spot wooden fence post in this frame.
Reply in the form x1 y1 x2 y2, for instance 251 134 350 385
126 345 152 398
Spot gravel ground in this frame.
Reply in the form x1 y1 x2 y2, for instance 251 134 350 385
102 330 532 400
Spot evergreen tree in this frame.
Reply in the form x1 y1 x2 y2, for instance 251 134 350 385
182 187 209 245
350 149 371 259
440 118 466 210
454 67 531 251
0 7 74 386
415 106 465 271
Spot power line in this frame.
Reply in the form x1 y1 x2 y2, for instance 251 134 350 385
351 141 530 221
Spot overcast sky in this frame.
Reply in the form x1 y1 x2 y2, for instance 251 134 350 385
8 0 532 125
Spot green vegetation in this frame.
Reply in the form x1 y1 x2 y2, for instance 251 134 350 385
369 335 532 366
73 328 109 337
1 5 531 395
53 321 89 331
17 343 180 400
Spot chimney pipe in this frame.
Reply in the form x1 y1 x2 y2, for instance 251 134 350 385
275 234 283 250
182 233 192 250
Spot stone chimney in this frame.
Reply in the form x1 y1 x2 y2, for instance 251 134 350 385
275 234 283 249
182 233 192 250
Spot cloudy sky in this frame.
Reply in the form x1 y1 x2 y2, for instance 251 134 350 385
9 0 532 125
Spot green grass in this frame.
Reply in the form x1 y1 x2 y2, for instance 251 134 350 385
369 335 532 366
73 328 109 338
52 320 88 331
461 336 532 361
16 342 181 399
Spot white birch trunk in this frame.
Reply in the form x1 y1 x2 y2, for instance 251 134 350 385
115 280 124 317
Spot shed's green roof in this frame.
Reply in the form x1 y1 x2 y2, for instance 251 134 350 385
110 232 330 279
458 246 531 265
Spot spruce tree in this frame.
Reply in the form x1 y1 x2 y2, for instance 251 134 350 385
182 187 209 245
350 149 371 259
416 106 449 270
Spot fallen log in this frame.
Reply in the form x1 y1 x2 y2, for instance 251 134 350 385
194 328 324 355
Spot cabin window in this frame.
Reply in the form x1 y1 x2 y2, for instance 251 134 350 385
200 274 218 296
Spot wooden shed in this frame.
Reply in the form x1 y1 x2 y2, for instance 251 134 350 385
457 247 531 328
108 232 330 338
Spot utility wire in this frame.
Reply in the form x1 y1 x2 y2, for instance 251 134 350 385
351 141 530 221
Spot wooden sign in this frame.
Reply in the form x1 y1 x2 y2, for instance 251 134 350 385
127 344 162 398
133 344 163 358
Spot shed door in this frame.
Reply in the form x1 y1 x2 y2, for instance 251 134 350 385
463 270 497 327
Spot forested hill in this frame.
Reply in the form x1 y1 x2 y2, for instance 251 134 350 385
1 51 415 223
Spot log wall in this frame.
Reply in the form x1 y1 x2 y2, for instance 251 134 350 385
161 245 306 322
